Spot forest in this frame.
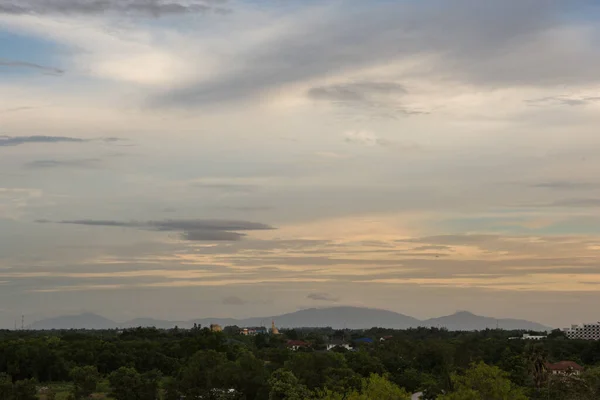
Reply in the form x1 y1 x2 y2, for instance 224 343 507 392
1 326 600 400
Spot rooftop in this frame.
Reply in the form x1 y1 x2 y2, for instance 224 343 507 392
545 361 584 371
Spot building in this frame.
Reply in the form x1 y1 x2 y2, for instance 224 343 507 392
326 338 352 351
241 327 267 336
563 323 600 340
508 334 547 340
271 320 280 335
380 336 393 342
353 337 374 345
286 340 310 351
545 361 584 376
210 324 222 332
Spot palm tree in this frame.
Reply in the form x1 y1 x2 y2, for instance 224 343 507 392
526 344 548 390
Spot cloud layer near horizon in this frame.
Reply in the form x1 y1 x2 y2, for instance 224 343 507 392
0 0 229 16
2 0 600 328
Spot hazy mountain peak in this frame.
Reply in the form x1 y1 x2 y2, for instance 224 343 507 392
28 307 551 331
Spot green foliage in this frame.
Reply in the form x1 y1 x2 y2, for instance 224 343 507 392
286 352 347 389
69 365 100 399
268 369 311 400
354 374 411 400
178 350 234 399
345 351 385 378
162 376 180 400
11 379 38 400
2 327 600 400
317 374 410 400
0 374 12 400
108 366 160 400
439 362 528 400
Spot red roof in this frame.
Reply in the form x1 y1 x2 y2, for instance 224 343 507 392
286 340 309 347
545 361 584 371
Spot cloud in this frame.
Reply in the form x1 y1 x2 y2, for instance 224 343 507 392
308 81 423 118
547 199 600 208
343 131 420 151
0 188 43 219
308 81 407 102
215 206 274 212
527 95 600 107
413 245 452 251
531 181 600 190
0 136 124 147
40 218 275 241
0 58 64 75
222 295 245 305
344 131 391 147
0 136 83 147
0 0 230 16
193 182 256 193
152 0 600 108
398 234 501 246
307 292 340 302
24 159 102 169
0 107 36 114
181 230 246 241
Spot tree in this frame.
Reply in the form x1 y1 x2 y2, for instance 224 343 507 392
11 379 37 400
323 367 361 394
108 367 159 400
316 374 410 400
438 362 527 400
138 370 161 400
286 352 347 390
70 365 100 399
109 367 142 400
582 366 600 396
345 351 385 378
232 352 269 400
178 350 234 399
355 374 411 400
268 369 311 400
526 344 548 390
162 376 180 400
547 329 566 339
0 374 13 400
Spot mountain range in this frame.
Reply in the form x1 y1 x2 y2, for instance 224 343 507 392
27 307 551 331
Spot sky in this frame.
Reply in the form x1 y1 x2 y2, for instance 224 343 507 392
2 0 600 329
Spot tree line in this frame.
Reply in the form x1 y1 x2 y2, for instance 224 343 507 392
1 326 600 399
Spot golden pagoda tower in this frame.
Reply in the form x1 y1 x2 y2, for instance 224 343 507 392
271 320 280 335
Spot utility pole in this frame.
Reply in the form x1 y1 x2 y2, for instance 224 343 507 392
21 315 24 330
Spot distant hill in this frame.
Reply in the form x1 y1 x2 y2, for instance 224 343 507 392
29 313 117 330
267 307 421 330
28 307 551 331
423 311 550 331
120 318 187 329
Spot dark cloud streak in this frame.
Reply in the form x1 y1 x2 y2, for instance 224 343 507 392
0 59 64 75
0 135 124 147
39 218 275 241
307 292 340 302
24 159 102 169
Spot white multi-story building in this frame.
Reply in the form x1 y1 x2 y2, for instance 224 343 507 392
563 323 600 340
509 334 547 340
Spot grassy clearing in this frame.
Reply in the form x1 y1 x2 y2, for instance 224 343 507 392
37 382 114 400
